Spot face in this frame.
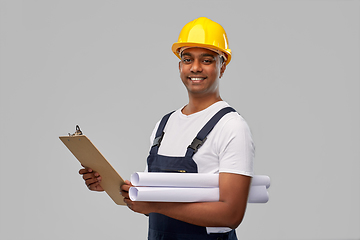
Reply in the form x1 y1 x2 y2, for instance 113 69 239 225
179 48 226 97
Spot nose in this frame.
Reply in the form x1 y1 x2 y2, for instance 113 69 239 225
190 59 202 73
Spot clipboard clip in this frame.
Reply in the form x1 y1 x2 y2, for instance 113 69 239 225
69 125 83 136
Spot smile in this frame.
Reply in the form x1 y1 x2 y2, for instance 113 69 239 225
189 77 206 81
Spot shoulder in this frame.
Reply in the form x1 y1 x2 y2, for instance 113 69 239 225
216 105 251 134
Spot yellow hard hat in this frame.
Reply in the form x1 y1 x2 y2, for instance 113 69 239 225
172 17 232 65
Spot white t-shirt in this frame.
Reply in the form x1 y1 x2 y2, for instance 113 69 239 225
146 101 254 234
147 101 254 176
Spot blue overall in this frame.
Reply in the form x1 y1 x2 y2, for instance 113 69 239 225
147 107 238 240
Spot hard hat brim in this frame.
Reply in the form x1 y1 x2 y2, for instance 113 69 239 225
172 42 232 65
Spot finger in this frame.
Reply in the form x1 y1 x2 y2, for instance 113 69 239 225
83 172 99 180
85 176 101 186
88 181 101 191
79 168 94 175
121 184 131 192
82 172 101 181
123 197 131 205
122 192 129 199
79 168 88 175
82 173 94 180
85 182 101 190
121 187 129 195
124 180 132 186
88 179 100 185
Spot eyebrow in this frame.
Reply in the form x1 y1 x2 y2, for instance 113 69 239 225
181 52 217 59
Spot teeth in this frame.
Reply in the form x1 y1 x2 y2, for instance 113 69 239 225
190 77 205 81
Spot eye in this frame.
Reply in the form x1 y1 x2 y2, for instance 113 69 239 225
182 58 192 63
202 59 213 64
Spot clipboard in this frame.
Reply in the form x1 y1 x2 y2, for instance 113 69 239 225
59 126 125 205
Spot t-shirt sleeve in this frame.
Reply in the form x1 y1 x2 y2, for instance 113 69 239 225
217 116 254 176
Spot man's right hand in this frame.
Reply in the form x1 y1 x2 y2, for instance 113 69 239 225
79 166 104 191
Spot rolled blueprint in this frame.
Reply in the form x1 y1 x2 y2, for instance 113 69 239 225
131 172 270 189
251 175 270 189
129 187 219 202
129 185 268 203
131 172 218 188
248 185 269 203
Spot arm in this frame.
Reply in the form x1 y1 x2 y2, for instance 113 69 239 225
121 172 251 229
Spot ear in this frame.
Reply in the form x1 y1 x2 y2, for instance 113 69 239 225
179 61 181 72
219 62 226 78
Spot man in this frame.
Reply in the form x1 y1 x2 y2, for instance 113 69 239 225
79 17 254 240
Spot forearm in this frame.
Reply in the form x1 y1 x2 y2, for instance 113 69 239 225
151 200 245 229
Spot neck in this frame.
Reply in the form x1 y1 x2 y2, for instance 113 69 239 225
182 93 222 115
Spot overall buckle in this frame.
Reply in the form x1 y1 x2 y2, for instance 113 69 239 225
188 137 207 153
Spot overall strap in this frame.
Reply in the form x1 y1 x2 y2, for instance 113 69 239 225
186 107 236 157
151 111 175 149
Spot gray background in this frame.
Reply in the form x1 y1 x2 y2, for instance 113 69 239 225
0 0 359 239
